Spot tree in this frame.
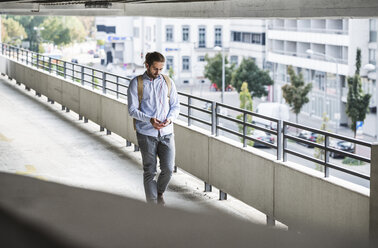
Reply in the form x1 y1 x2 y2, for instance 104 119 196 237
1 17 27 46
6 15 46 51
314 113 329 172
236 82 254 146
204 53 234 90
168 67 175 79
41 17 71 46
346 48 371 137
231 58 273 98
281 66 313 123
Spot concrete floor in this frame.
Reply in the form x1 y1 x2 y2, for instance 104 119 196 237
0 75 277 227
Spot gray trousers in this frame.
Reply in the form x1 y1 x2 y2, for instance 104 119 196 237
137 133 175 203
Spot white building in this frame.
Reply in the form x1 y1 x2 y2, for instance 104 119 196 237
266 19 373 129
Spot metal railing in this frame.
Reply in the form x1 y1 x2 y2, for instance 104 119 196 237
1 43 371 183
283 121 371 180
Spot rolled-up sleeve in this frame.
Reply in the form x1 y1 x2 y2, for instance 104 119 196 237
166 80 180 122
127 78 152 123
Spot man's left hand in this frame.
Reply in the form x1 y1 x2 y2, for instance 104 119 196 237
161 119 172 127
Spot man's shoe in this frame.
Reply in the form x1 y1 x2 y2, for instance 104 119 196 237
157 193 165 206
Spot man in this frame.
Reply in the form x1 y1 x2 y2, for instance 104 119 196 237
127 52 180 205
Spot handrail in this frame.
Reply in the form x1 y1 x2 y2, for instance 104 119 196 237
1 42 371 183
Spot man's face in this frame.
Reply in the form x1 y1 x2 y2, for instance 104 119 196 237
146 61 164 79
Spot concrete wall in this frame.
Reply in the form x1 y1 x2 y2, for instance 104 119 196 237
1 54 370 239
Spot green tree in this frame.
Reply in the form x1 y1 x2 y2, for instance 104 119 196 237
41 17 71 46
1 17 27 46
282 66 313 123
6 15 46 51
168 67 175 79
231 58 273 98
65 17 86 43
346 48 371 138
236 82 254 146
314 113 328 172
204 53 234 90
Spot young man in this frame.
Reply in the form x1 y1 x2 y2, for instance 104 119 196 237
127 52 180 205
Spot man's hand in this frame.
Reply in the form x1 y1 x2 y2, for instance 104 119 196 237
150 118 164 130
161 118 172 127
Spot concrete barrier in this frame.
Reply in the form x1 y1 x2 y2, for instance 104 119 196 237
47 75 63 103
0 56 6 74
274 161 369 239
209 137 275 216
62 82 80 113
2 56 371 239
101 95 128 137
175 123 211 183
79 87 102 124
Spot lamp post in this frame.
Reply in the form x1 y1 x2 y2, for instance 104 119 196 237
33 26 45 52
214 46 225 103
306 49 340 133
364 63 377 139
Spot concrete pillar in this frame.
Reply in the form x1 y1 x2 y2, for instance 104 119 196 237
370 143 378 244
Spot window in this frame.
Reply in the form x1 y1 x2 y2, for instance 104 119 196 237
242 33 252 43
146 26 151 41
182 56 190 71
252 34 261 44
230 55 238 65
106 26 116 34
166 56 174 70
198 26 206 48
96 25 106 32
198 56 205 62
370 19 377 42
231 31 241 42
215 27 222 47
183 80 189 84
182 26 190 42
369 49 376 65
133 27 139 38
166 26 173 42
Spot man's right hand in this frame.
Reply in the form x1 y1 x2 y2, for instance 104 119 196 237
150 118 164 130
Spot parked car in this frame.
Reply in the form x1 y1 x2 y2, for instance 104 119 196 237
71 58 78 64
253 103 290 130
329 140 355 158
252 130 275 148
297 130 319 148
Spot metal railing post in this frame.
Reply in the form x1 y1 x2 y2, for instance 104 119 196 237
215 103 219 136
324 135 330 177
277 120 282 160
243 112 247 147
102 72 106 94
211 101 216 135
283 122 287 162
188 97 192 126
16 48 19 61
116 76 119 99
81 66 84 85
64 61 67 78
36 54 39 69
92 69 95 89
26 51 28 65
48 57 52 73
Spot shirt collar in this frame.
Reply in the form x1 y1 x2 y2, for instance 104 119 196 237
143 71 162 81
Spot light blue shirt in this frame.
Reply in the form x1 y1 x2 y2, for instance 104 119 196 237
127 72 180 137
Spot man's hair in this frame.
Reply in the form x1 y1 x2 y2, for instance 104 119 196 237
145 52 165 66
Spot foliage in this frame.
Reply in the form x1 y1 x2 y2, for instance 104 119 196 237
204 53 234 90
1 17 27 46
168 67 175 79
345 48 371 137
40 17 71 46
97 40 105 46
236 82 254 146
5 15 46 51
314 113 328 172
281 66 312 123
342 157 365 166
231 58 273 98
